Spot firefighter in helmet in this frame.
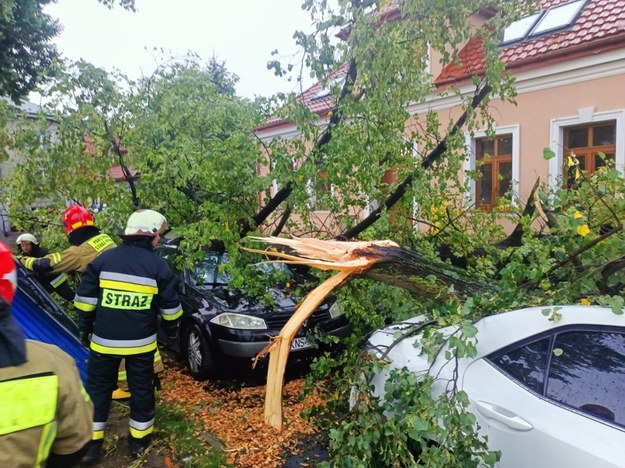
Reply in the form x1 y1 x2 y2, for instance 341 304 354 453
75 209 182 462
0 240 94 467
21 205 164 400
16 232 75 301
19 205 116 282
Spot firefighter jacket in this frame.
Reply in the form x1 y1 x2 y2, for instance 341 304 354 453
74 237 183 356
18 244 74 300
0 340 93 468
20 231 115 282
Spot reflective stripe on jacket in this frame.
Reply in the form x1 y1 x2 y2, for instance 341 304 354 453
21 233 115 282
0 341 93 468
75 239 182 355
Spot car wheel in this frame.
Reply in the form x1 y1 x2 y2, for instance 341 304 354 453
184 323 214 380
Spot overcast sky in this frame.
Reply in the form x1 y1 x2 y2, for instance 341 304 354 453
44 0 317 99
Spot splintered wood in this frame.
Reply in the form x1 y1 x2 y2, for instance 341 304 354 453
244 236 398 431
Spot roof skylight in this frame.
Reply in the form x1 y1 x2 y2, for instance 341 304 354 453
531 0 586 36
500 0 587 46
502 12 542 44
312 76 346 100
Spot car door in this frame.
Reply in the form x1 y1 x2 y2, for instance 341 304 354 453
462 327 625 468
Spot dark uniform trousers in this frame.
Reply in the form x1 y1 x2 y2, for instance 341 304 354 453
86 350 155 443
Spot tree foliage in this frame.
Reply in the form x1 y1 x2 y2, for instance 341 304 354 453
0 55 269 262
0 0 136 103
0 0 59 102
3 0 625 465
97 0 137 11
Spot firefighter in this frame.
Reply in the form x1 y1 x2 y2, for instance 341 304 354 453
16 232 75 301
19 205 116 282
0 240 94 467
75 209 182 462
20 205 162 400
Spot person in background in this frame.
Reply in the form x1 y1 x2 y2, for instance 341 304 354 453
0 240 94 467
75 209 182 463
16 232 74 301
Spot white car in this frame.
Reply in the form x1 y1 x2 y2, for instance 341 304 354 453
366 306 625 467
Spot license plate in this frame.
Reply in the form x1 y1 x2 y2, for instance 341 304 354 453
290 337 311 351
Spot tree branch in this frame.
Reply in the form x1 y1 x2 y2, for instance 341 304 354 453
339 83 492 240
241 58 359 238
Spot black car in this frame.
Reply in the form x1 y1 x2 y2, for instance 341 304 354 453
155 241 351 380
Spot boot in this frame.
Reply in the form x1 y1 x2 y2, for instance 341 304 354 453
128 435 151 458
112 387 131 400
81 439 103 465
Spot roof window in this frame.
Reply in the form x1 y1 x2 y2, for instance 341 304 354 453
311 76 346 101
502 12 542 44
501 0 586 46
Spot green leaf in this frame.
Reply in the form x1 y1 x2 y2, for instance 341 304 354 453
461 322 478 338
553 348 563 357
611 295 624 315
543 148 556 160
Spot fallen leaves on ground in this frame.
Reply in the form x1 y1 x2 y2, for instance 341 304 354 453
160 365 326 467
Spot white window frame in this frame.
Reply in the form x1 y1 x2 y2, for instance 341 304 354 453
549 109 625 191
464 125 521 207
306 176 335 211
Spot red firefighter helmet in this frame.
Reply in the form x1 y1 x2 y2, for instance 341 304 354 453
62 205 95 235
0 241 16 305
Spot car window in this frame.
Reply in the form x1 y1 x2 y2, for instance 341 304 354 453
254 261 293 277
191 253 232 286
546 331 625 427
154 246 178 271
488 337 550 394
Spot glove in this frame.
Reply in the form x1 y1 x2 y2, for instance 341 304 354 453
20 256 35 270
79 331 91 348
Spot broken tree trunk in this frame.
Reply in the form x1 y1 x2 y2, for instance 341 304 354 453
243 236 496 430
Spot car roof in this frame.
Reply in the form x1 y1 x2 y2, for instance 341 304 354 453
369 305 625 368
473 305 625 358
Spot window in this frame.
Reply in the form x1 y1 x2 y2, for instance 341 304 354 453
488 328 625 428
549 110 624 191
547 331 625 426
502 12 542 44
308 171 333 210
501 0 586 45
563 122 616 184
475 134 513 210
312 76 346 101
531 0 586 36
489 337 550 393
192 253 231 286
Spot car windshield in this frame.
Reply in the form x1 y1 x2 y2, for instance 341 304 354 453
191 253 293 287
192 253 232 285
254 261 293 276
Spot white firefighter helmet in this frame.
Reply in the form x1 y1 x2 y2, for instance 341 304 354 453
124 209 168 236
16 233 38 245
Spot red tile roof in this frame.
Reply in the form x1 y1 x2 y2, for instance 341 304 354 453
257 0 625 133
256 64 350 132
436 0 625 86
108 165 139 182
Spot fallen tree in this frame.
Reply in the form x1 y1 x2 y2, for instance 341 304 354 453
246 166 625 431
244 236 499 430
